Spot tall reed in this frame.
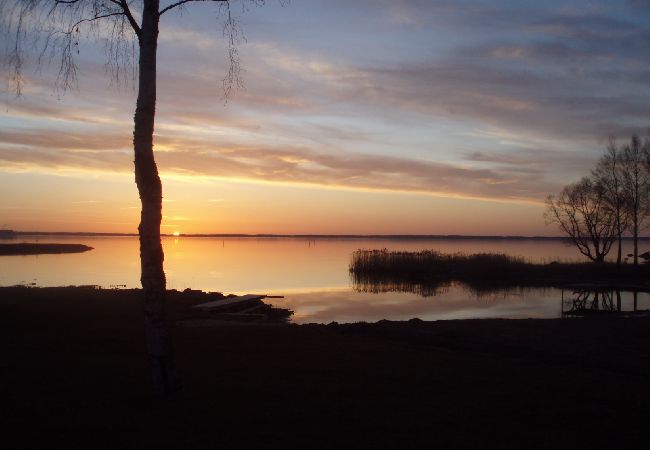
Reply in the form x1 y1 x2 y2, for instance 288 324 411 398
349 249 527 277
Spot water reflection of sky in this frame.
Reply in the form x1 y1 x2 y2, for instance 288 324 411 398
268 286 566 324
274 288 650 324
1 236 649 323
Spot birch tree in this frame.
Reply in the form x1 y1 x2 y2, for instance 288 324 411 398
1 0 270 395
592 139 629 265
619 135 650 265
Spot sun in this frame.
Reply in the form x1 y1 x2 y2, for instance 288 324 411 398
172 231 180 236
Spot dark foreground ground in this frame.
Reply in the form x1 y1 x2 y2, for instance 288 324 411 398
1 287 649 450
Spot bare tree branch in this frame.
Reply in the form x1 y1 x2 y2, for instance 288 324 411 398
114 0 142 38
160 0 230 16
1 0 140 94
545 177 617 263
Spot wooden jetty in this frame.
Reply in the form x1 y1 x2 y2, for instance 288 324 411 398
189 293 291 323
560 286 649 317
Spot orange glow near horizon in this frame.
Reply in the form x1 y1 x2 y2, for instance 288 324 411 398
0 170 555 236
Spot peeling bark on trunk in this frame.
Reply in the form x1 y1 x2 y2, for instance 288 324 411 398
133 0 178 395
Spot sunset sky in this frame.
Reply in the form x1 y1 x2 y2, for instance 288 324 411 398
1 0 650 235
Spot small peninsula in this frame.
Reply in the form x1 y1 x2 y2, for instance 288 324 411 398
0 243 94 255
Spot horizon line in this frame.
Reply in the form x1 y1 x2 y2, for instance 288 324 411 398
4 230 650 240
0 229 584 240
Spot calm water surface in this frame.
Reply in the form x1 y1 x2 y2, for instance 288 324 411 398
1 236 648 323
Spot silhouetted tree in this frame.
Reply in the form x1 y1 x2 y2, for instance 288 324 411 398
592 139 629 265
619 135 650 265
545 177 617 263
1 0 270 395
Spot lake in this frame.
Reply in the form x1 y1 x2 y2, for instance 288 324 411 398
1 235 648 323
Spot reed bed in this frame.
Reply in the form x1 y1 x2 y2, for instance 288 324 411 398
349 249 650 293
349 249 526 277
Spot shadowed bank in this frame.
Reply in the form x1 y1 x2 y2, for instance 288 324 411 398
1 286 649 449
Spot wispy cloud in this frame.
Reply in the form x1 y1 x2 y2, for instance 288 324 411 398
0 126 559 202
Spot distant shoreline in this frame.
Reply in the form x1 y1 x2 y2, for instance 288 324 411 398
0 243 94 255
4 231 650 240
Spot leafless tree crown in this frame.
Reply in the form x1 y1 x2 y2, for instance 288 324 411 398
545 177 618 262
0 0 278 97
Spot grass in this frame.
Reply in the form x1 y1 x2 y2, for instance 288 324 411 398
349 249 650 293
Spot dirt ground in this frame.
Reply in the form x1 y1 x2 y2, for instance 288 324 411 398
1 286 649 449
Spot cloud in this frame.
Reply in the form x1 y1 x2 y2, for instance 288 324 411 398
0 126 558 202
2 0 649 211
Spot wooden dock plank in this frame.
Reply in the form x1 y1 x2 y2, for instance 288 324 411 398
192 294 267 310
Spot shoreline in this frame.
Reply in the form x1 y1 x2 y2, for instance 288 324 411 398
1 286 649 449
